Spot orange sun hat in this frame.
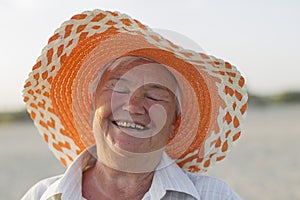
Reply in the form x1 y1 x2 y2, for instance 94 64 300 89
23 9 248 173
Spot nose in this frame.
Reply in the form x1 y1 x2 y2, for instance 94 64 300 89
122 94 146 115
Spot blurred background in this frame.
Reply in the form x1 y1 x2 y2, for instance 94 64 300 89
0 0 299 199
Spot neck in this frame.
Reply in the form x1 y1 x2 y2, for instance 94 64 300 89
83 161 154 200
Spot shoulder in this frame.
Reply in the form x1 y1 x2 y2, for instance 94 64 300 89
185 172 242 200
21 175 62 200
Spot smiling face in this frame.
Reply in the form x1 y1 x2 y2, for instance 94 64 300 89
92 57 179 171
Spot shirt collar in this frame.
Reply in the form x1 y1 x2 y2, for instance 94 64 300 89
41 146 96 200
147 152 200 199
42 147 200 200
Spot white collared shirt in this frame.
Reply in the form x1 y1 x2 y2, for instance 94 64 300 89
21 147 241 200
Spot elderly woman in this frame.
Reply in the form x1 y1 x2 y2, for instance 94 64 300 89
21 9 247 200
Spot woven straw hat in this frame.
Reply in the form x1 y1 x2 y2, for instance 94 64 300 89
23 9 248 173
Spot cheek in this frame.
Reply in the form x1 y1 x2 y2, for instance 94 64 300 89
110 92 128 110
147 103 176 140
92 114 102 136
95 91 129 121
147 102 176 123
93 92 113 126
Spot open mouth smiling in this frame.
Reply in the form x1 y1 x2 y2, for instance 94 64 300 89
112 120 148 131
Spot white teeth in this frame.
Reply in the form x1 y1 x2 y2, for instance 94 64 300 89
115 121 145 130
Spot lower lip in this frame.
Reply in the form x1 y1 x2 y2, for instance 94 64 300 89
112 121 147 130
111 121 154 138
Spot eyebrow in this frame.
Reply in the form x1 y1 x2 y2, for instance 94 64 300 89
108 78 169 90
107 77 130 83
145 83 171 92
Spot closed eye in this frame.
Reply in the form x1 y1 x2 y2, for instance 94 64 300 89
105 78 130 94
145 86 172 102
112 88 130 94
146 95 169 102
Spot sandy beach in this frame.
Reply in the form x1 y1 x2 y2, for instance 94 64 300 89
1 104 299 199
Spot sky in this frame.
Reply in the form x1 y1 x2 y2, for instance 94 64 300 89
0 0 299 111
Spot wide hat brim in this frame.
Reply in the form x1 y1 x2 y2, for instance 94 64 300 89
23 9 247 173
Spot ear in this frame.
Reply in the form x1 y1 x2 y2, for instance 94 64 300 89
168 114 181 140
169 125 175 139
173 114 181 134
